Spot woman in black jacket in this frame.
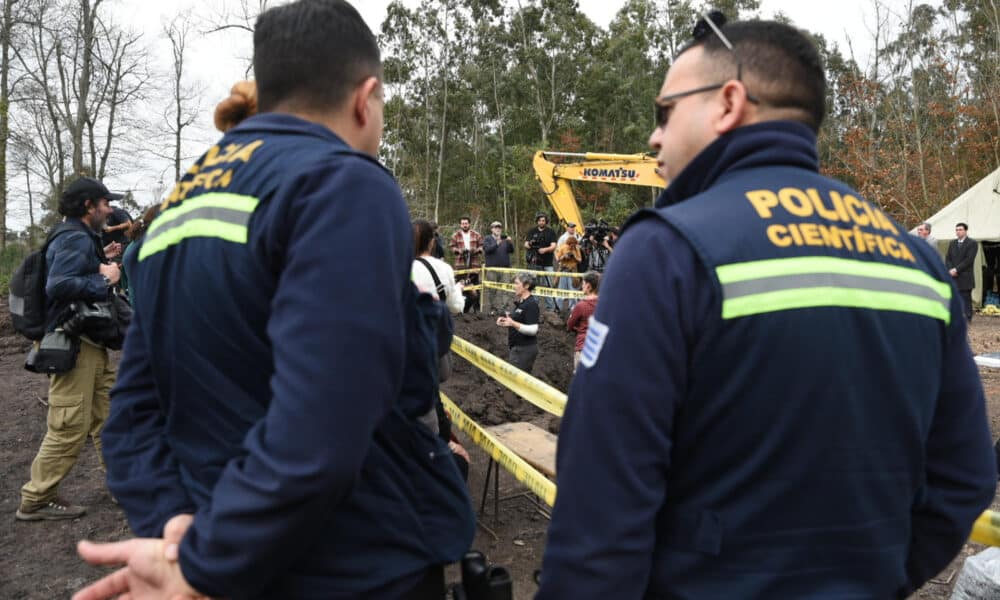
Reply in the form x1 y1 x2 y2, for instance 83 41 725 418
496 272 540 374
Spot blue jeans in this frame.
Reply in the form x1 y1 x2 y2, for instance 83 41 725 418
532 265 558 311
557 269 577 312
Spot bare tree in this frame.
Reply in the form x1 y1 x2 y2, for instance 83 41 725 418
162 14 200 182
202 0 272 76
88 21 149 179
11 0 150 225
1 0 30 248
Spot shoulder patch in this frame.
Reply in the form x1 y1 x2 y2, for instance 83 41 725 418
580 317 609 369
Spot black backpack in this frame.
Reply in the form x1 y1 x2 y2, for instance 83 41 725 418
8 224 77 341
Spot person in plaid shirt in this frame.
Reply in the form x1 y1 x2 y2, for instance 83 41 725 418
450 217 484 270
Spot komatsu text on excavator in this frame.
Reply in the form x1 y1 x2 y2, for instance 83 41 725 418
532 151 667 228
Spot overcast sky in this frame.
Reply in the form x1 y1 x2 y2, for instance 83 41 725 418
9 0 915 228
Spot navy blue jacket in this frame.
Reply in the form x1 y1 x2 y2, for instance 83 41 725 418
45 218 108 330
105 114 473 599
538 122 997 599
484 234 514 267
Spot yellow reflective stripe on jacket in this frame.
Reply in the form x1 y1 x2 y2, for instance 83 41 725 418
716 256 952 323
139 193 260 261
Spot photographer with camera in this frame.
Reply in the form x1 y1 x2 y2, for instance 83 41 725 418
524 213 558 312
555 233 583 313
581 220 614 273
483 220 514 315
16 176 124 522
451 217 484 313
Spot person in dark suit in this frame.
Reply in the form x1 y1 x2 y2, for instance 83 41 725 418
946 222 978 321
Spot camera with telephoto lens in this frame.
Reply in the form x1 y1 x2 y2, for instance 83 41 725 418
61 301 114 337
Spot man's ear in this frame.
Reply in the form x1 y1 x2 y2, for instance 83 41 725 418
714 80 752 134
353 76 381 127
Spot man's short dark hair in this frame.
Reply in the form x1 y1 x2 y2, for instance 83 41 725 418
957 222 968 230
460 216 471 223
253 0 381 113
682 20 826 131
59 192 90 218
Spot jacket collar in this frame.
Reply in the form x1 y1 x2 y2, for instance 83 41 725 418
228 113 353 149
656 120 819 208
65 217 100 239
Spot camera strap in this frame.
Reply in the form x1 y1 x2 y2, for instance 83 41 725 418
416 258 448 301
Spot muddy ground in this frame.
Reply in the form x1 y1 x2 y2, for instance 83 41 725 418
1 295 999 599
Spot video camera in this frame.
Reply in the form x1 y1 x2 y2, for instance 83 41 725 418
526 231 547 266
584 220 612 244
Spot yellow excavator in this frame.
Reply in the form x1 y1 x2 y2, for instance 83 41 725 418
532 150 667 228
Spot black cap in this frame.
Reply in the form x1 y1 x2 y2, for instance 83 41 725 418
64 176 124 202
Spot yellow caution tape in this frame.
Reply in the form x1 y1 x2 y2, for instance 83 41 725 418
971 510 1000 546
450 336 567 417
441 392 557 506
485 266 586 279
483 280 584 300
453 268 480 277
449 335 1000 539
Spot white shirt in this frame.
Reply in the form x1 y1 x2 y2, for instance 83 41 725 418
411 255 465 315
461 231 472 251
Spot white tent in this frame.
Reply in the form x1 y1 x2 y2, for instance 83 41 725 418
919 166 1000 306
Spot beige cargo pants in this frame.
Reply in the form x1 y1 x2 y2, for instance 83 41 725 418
20 339 116 508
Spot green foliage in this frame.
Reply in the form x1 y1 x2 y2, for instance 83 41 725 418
0 242 27 295
378 0 997 237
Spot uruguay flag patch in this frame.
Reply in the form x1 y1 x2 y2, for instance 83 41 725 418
580 317 609 369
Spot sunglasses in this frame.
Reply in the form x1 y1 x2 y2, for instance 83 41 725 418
654 11 760 129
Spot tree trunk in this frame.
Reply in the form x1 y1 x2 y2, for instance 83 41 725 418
491 57 509 229
0 0 15 249
515 1 549 146
432 4 451 225
73 0 98 175
25 165 34 246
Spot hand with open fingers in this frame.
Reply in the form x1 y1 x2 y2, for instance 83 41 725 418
104 242 123 259
73 536 207 600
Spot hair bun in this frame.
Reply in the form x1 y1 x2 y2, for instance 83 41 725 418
214 81 258 133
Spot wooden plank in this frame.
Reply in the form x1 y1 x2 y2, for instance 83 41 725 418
485 422 558 478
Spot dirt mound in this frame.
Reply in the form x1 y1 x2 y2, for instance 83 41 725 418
443 311 576 433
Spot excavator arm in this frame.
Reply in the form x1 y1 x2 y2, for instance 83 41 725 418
532 151 667 228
